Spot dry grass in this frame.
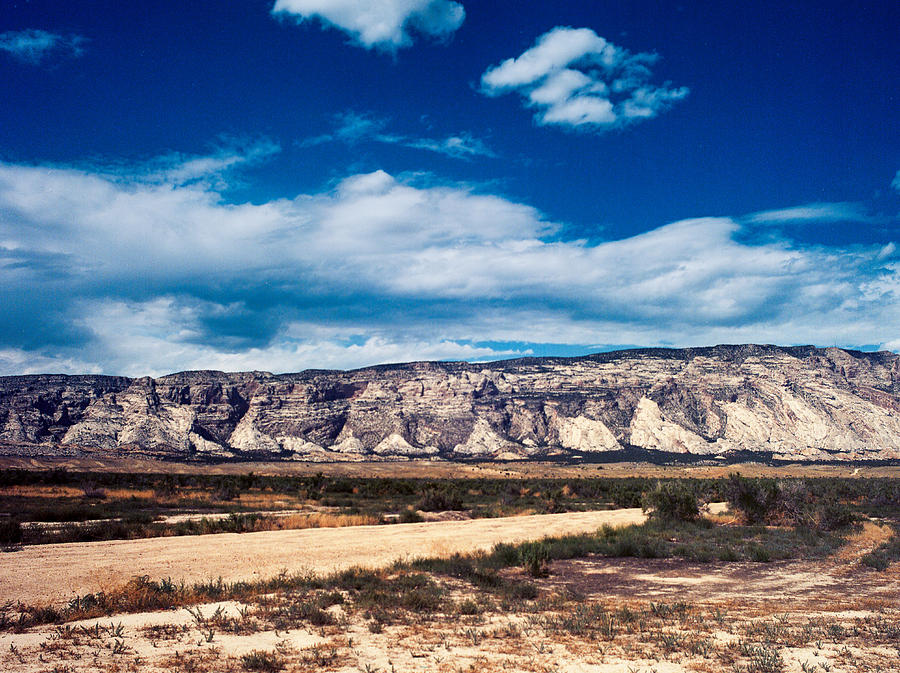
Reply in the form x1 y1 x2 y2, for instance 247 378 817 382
250 512 380 531
834 521 894 562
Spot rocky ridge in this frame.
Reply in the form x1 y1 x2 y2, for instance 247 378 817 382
2 345 900 462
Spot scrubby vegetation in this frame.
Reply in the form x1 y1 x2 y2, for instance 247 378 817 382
1 467 895 545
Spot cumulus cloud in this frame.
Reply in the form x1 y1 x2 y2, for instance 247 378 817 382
481 27 688 130
0 29 86 64
272 0 464 51
301 110 495 159
893 170 900 193
1 150 899 375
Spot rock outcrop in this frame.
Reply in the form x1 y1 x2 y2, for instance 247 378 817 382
2 345 900 462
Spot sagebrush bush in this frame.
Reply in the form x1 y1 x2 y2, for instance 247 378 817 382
727 473 858 531
726 473 779 524
641 481 701 522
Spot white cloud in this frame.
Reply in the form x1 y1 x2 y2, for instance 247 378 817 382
404 133 495 159
0 29 86 64
893 170 900 193
2 151 900 374
302 110 495 159
272 0 464 51
481 27 688 130
146 138 281 187
0 348 101 377
747 202 871 224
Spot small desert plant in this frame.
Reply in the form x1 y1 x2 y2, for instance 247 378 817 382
520 541 551 577
739 642 785 672
457 598 481 615
241 649 283 672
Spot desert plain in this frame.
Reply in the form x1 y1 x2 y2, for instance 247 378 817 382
0 460 898 673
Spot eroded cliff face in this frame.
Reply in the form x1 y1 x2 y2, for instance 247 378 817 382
2 345 900 462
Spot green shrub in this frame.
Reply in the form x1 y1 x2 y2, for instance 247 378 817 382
214 480 241 501
816 501 857 531
641 481 701 522
490 542 521 567
0 518 22 545
520 541 551 577
727 474 859 531
416 487 463 512
860 527 900 571
399 507 423 523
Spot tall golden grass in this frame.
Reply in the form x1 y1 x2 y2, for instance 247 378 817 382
250 512 380 531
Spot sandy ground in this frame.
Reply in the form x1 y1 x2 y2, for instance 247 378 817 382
0 507 648 606
1 545 896 673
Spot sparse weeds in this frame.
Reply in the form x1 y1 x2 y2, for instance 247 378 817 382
240 648 283 671
734 642 785 673
6 584 898 673
1 505 856 634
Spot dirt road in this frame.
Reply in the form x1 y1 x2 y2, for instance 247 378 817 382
1 508 646 606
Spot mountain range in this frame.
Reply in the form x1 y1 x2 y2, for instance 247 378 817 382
2 344 899 463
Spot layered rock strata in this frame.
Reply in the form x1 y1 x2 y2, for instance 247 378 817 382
1 345 899 462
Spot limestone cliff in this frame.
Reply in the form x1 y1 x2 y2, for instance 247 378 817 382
2 345 900 462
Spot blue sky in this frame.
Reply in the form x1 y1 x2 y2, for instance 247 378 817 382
1 0 898 376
